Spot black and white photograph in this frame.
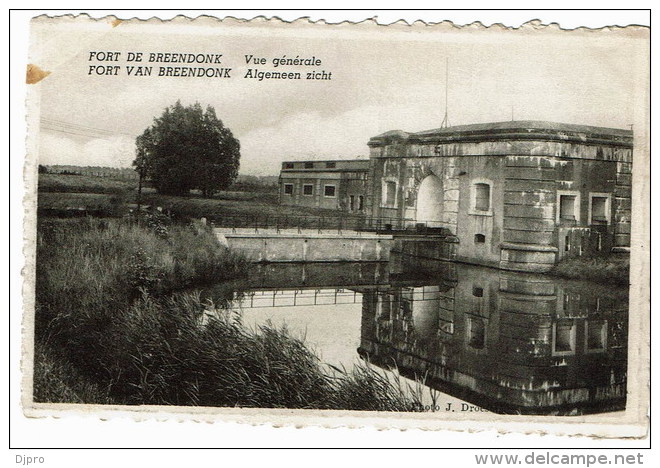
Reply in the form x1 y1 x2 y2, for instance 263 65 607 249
16 11 650 445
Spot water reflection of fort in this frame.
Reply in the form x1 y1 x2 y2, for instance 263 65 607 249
222 255 628 415
358 254 628 415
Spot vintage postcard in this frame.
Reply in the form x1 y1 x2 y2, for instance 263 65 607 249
21 13 650 439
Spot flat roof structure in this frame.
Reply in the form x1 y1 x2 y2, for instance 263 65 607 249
368 120 633 148
281 159 370 171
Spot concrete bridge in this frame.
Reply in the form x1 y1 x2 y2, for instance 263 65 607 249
211 214 459 263
215 227 395 263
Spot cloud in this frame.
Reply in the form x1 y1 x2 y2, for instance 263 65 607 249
34 26 640 176
38 132 136 168
239 102 449 176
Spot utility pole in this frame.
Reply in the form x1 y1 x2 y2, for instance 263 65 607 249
441 58 450 129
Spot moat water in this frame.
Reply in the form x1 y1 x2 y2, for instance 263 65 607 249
206 253 628 415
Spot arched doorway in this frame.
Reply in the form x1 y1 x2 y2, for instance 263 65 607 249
416 174 444 227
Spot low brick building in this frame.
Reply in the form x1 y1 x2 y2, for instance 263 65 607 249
365 121 633 272
279 159 369 212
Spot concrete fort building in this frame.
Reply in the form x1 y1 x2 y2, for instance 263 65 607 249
366 120 633 272
277 120 633 273
279 159 369 213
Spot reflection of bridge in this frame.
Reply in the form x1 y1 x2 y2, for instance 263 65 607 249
233 285 459 309
206 258 459 309
237 288 362 309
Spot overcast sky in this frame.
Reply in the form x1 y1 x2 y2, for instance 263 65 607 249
31 17 648 175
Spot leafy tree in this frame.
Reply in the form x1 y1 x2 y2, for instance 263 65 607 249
133 101 240 197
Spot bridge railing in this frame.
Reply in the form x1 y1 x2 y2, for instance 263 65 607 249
208 214 453 235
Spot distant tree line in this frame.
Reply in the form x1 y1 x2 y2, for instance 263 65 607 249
229 175 278 193
43 165 140 180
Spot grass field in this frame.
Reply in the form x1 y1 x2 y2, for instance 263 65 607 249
36 173 309 221
38 173 137 194
37 191 130 217
38 173 278 200
140 192 351 224
37 188 341 223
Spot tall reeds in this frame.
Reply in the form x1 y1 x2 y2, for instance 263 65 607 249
34 216 425 411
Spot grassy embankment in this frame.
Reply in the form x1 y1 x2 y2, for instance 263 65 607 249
550 254 630 287
34 216 425 411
